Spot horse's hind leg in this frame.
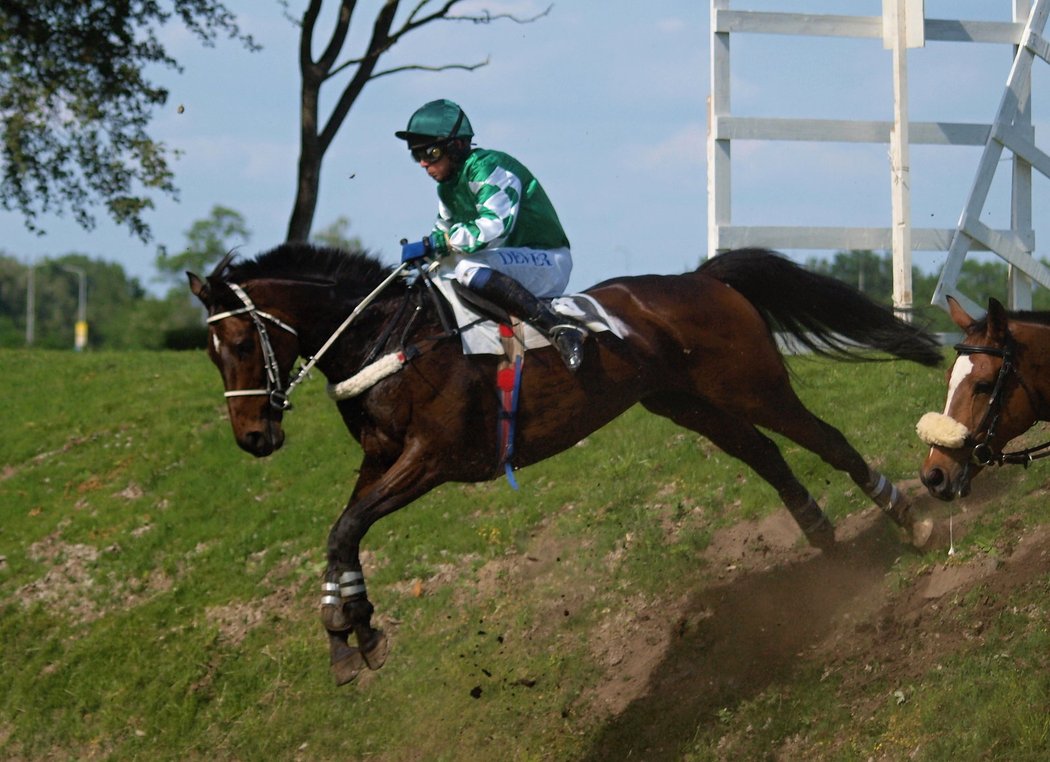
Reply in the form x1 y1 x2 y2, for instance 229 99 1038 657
641 395 835 550
749 385 931 545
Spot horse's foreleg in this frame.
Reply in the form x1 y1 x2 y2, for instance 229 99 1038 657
321 445 440 684
857 467 933 547
641 396 835 550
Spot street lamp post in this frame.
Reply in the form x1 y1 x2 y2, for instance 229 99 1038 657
62 265 88 351
26 261 35 346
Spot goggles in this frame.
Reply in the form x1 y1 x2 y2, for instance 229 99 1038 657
410 142 447 164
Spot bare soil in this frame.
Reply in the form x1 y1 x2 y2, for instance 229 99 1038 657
574 474 1050 760
446 468 1050 760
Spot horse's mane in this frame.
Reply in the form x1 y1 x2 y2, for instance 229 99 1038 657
969 309 1050 335
222 242 394 292
1005 309 1050 328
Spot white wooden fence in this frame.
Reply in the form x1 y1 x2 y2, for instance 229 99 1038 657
707 0 1048 316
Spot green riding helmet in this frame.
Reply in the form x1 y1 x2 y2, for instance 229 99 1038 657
395 99 474 145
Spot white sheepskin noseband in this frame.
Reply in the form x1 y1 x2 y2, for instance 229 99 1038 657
916 411 970 449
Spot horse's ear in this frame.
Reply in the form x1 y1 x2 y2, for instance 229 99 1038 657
986 297 1009 342
946 296 975 331
209 250 238 279
187 272 210 304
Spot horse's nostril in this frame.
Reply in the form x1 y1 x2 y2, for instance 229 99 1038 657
239 430 275 457
921 467 944 489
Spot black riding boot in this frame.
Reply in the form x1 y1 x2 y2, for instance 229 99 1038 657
468 269 585 372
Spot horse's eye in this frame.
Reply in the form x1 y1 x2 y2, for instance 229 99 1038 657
973 381 994 395
234 337 255 358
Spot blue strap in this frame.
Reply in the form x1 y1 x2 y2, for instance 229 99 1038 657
501 355 523 490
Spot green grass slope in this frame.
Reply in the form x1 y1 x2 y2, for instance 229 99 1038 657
1 348 1048 760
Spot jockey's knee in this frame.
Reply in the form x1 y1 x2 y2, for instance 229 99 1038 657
454 260 488 287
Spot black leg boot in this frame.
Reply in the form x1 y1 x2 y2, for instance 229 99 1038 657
468 269 586 372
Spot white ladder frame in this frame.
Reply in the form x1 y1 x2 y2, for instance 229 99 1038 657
933 0 1050 315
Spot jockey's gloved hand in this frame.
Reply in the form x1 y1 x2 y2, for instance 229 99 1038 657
400 237 431 263
428 231 450 257
401 233 451 264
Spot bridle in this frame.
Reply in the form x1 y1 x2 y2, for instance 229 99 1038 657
207 282 298 411
206 261 413 412
953 341 1050 467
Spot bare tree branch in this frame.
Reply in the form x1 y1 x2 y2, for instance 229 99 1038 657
286 1 552 241
367 58 490 82
329 3 551 79
444 5 552 25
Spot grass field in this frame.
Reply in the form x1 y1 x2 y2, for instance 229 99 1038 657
2 347 1049 760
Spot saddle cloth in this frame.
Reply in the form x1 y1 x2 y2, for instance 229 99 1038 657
431 276 626 355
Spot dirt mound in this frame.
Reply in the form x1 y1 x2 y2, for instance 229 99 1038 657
573 481 1050 759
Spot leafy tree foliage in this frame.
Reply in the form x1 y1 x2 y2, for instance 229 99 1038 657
0 252 158 349
0 1 256 241
155 205 251 291
311 215 362 251
805 249 894 297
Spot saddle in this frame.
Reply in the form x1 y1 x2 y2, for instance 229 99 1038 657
430 275 624 356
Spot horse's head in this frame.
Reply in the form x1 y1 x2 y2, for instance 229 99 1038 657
918 296 1037 499
188 253 301 457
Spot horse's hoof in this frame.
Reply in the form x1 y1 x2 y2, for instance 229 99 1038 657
321 602 351 633
806 522 836 552
909 517 934 549
359 629 389 671
331 649 367 685
329 634 367 686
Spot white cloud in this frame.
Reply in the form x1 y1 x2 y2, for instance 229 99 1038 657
628 123 706 170
655 17 688 34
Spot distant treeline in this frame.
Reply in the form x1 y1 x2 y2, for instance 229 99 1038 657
805 249 1050 333
0 253 204 350
3 249 1048 349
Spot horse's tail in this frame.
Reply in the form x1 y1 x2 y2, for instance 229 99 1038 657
699 248 943 367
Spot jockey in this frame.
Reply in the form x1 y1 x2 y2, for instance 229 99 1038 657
396 98 585 372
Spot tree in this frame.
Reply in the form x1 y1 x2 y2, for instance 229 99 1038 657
805 249 1050 333
154 205 251 291
0 254 29 346
312 215 363 250
285 0 549 241
0 252 154 349
0 1 257 242
806 250 894 302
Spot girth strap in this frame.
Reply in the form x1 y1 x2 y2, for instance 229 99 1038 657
497 321 526 489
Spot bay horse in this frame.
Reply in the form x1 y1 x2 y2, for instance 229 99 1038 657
188 244 942 685
919 296 1050 500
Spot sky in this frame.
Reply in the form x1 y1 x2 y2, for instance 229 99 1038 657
1 0 1044 297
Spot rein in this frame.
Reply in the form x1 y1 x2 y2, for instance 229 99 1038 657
280 262 410 406
953 342 1050 467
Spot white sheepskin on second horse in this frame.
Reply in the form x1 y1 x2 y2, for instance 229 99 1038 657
916 411 970 449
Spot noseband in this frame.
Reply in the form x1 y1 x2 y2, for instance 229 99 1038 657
953 341 1050 467
208 282 298 410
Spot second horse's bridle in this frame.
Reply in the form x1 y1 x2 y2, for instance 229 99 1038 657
953 341 1050 467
